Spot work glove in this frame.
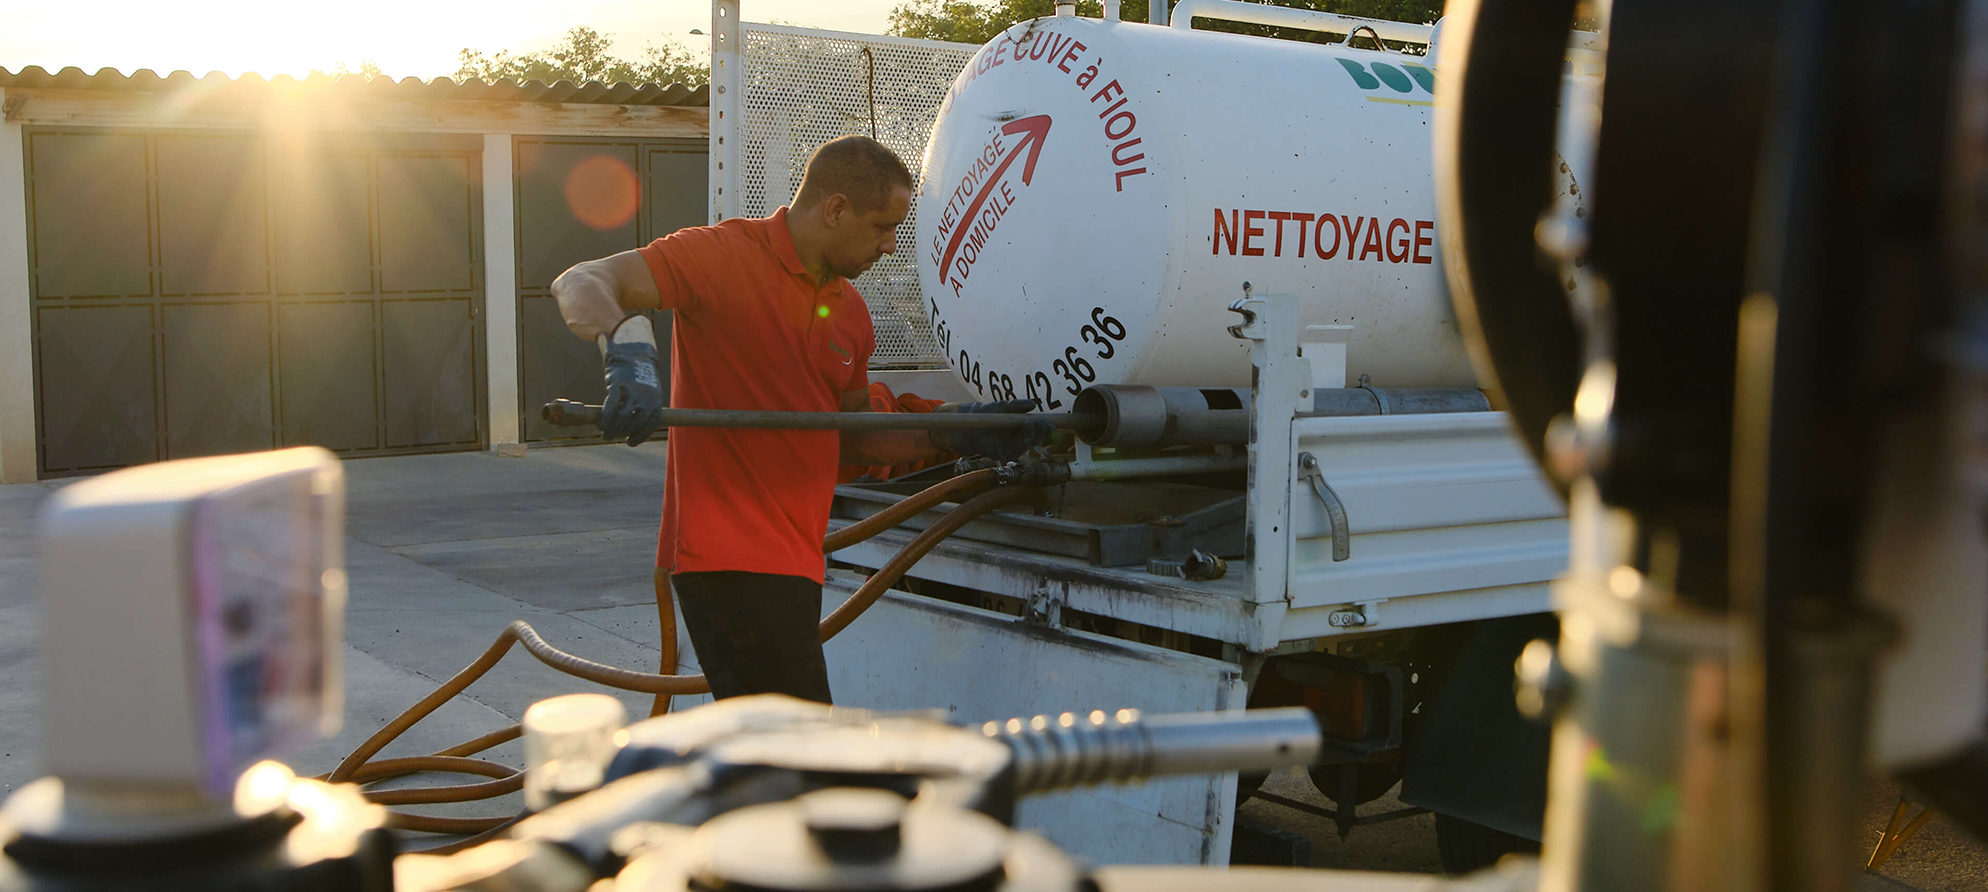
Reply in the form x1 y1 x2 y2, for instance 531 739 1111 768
931 399 1055 463
598 314 665 447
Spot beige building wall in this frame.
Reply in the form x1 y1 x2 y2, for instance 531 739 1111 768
0 89 35 483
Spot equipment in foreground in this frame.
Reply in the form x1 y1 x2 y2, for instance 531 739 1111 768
1436 0 1988 887
396 695 1341 892
11 447 394 890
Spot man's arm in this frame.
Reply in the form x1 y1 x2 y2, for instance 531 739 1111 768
552 250 667 446
551 250 662 343
840 389 945 466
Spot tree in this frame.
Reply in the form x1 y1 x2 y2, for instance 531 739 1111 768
888 0 1442 48
309 60 385 81
454 27 708 87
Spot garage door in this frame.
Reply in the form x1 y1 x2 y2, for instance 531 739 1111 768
514 137 706 443
25 129 486 476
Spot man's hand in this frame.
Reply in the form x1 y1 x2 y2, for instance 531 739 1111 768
932 399 1055 462
600 315 665 446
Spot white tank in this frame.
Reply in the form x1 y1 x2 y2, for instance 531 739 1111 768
917 15 1475 403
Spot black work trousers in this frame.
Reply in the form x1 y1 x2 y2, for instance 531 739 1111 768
670 570 833 704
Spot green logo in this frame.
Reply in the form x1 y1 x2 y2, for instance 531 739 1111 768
1336 58 1436 104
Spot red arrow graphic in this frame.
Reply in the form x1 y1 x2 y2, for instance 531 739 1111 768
938 114 1052 284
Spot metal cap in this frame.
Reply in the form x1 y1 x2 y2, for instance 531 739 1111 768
523 693 627 811
803 788 905 860
691 788 1007 892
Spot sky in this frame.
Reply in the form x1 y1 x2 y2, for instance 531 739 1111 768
0 0 903 81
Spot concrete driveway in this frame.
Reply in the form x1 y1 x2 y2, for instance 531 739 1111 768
0 444 1980 887
0 443 675 831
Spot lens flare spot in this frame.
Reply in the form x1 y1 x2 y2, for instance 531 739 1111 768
817 305 830 317
565 155 639 231
1584 744 1617 783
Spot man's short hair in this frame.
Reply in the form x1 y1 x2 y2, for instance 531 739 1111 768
793 136 914 213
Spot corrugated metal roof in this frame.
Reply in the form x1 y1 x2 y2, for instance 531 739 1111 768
0 66 709 107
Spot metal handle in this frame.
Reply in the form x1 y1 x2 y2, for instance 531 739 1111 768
1345 24 1386 50
1168 0 1432 46
1297 452 1352 562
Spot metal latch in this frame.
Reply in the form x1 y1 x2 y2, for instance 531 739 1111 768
1026 582 1064 628
1328 606 1370 627
1296 452 1351 562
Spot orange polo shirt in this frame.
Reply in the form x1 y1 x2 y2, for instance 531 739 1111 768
639 208 874 583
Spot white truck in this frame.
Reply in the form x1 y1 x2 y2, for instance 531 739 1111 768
686 0 1599 870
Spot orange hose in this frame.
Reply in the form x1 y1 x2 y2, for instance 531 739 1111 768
434 725 522 758
386 813 514 835
330 632 543 785
821 469 998 553
336 472 1028 837
349 756 516 785
413 815 525 856
365 774 523 806
820 486 1029 640
651 568 677 719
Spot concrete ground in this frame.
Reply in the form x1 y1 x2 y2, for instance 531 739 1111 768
0 444 1983 888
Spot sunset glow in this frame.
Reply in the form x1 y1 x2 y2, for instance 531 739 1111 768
0 0 899 82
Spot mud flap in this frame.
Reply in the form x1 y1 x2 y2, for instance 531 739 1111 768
1398 612 1559 841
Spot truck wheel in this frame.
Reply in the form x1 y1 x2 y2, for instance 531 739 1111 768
1434 812 1539 874
1307 763 1403 807
1236 769 1267 803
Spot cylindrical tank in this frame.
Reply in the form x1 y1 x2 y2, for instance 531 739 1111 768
915 15 1587 401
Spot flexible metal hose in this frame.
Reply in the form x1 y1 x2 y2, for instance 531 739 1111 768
331 472 1025 845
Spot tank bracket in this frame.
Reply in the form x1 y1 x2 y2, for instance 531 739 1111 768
1301 325 1353 390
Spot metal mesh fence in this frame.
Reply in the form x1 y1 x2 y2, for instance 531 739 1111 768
737 23 975 367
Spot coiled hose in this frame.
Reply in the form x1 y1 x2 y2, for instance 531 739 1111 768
325 470 1021 851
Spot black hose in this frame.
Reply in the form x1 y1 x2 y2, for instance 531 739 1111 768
542 399 1092 432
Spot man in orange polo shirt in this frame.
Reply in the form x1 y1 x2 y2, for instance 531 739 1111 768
550 136 1047 704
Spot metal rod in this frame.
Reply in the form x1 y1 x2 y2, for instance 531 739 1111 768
542 399 1092 432
989 707 1322 794
861 47 877 139
1066 453 1246 480
1138 709 1322 778
1167 0 1433 44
